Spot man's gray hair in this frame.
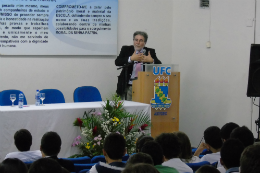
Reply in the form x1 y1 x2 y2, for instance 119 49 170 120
133 31 148 43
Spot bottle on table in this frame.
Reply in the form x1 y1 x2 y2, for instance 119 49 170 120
35 90 40 106
18 92 24 109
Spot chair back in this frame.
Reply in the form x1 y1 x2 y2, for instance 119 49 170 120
39 89 65 104
62 156 91 164
91 155 105 163
74 86 102 102
0 89 27 106
186 161 210 172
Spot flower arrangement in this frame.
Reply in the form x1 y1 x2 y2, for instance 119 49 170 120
71 95 151 158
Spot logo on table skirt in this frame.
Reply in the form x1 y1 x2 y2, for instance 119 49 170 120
150 76 172 110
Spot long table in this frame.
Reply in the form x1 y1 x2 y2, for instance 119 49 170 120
0 101 151 161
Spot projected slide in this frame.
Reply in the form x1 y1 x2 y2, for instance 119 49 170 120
0 0 118 55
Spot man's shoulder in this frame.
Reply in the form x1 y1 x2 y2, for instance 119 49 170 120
95 162 125 173
5 150 42 162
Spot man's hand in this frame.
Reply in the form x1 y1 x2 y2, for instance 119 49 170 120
130 51 144 62
142 51 154 63
193 142 208 157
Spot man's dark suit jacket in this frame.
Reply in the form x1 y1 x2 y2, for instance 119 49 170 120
115 45 162 96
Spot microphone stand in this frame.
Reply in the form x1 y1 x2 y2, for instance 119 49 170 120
117 63 133 100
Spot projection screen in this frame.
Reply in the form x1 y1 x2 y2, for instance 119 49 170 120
0 0 118 55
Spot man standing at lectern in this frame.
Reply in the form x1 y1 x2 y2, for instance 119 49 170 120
115 31 162 100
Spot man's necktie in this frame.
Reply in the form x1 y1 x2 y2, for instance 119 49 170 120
135 51 142 77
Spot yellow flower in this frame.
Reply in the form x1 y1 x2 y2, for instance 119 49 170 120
93 145 95 148
119 122 121 124
87 143 89 145
86 145 90 149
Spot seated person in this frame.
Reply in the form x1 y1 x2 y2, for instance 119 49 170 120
155 133 193 173
219 139 244 173
126 152 154 166
88 133 126 173
220 122 239 142
0 158 28 173
240 144 260 173
5 129 42 162
135 135 154 153
141 141 178 173
173 131 200 163
40 132 74 172
196 165 220 173
122 163 160 173
194 126 222 164
230 126 254 148
28 158 69 173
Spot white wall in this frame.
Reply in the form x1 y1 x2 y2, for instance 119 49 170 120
172 0 259 146
0 0 259 147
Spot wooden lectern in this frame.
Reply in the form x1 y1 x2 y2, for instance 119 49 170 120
132 64 180 137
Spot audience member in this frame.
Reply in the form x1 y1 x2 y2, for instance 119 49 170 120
230 126 254 148
5 129 42 162
194 126 222 164
28 158 65 173
196 165 220 173
240 144 260 173
126 152 154 166
141 141 178 173
219 139 244 173
135 135 154 153
88 133 126 173
155 133 193 173
0 158 28 173
173 131 200 163
220 122 239 142
40 131 74 172
122 163 160 173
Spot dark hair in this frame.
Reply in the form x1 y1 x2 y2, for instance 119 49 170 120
133 31 148 43
155 133 181 159
173 131 192 162
196 165 220 173
104 133 126 160
126 153 154 166
141 141 164 165
204 126 222 149
220 122 239 141
220 139 244 169
240 144 260 173
230 126 254 148
136 136 154 153
28 158 62 173
41 132 61 156
14 129 32 151
0 158 28 173
122 163 160 173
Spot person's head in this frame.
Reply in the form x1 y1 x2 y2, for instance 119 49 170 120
220 139 244 169
136 135 154 153
240 144 260 173
14 129 32 151
230 126 254 148
0 158 28 173
103 132 126 160
204 126 222 151
40 131 61 157
133 31 148 51
122 163 160 173
126 153 153 167
196 165 220 173
173 131 192 161
141 141 164 166
28 158 62 173
220 122 239 142
155 133 181 160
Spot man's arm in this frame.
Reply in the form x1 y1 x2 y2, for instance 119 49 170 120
115 46 130 66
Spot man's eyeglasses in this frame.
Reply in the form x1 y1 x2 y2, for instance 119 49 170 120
134 39 144 43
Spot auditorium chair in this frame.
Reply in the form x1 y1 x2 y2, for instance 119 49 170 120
0 89 27 106
62 156 91 164
186 161 210 172
39 89 65 104
73 86 102 102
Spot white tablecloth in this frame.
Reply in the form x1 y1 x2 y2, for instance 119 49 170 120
0 101 151 161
